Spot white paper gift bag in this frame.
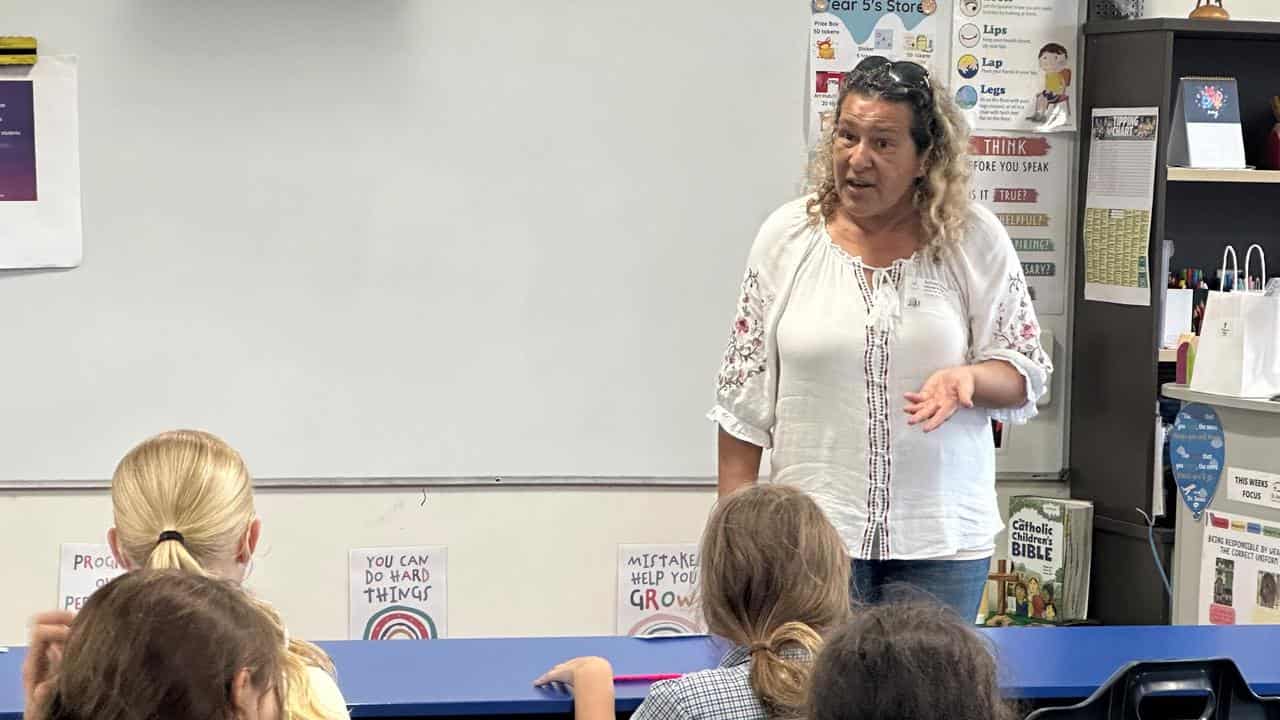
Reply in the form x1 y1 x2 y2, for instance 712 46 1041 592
1191 245 1280 398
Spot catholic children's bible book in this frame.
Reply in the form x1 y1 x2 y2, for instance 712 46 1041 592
991 497 1094 625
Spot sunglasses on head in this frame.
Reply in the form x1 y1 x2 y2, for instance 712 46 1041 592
846 56 931 93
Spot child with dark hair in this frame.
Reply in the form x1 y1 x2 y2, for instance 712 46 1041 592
1028 42 1070 123
809 602 1018 720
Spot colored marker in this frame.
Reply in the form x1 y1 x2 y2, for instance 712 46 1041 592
614 673 683 683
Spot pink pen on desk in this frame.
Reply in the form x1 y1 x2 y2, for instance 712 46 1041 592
614 673 683 683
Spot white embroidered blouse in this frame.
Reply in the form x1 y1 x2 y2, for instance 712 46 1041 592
709 197 1053 561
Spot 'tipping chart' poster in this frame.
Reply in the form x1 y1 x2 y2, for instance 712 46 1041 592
349 546 447 640
950 0 1078 132
1083 108 1158 306
968 132 1071 315
809 0 942 144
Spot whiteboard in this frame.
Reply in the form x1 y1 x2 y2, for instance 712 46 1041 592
0 1 1067 483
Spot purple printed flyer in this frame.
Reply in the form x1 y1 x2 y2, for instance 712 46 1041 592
0 80 37 201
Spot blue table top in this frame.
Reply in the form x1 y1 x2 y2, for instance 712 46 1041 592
2 625 1278 717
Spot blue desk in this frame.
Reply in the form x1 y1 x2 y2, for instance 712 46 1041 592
2 626 1277 717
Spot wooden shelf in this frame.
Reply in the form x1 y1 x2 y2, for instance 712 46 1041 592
1084 18 1280 40
1166 167 1280 183
1163 384 1280 413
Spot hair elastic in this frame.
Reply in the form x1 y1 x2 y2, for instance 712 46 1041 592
157 530 185 545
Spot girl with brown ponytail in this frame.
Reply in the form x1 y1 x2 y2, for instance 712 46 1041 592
536 484 851 719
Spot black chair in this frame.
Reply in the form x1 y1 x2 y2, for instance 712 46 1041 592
1026 658 1280 719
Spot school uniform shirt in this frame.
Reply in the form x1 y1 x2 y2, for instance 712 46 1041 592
709 197 1052 561
308 665 350 719
631 645 805 720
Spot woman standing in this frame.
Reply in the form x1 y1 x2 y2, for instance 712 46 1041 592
710 56 1052 620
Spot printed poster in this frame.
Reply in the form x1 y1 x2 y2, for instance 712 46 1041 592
950 0 1078 132
1227 467 1280 513
1083 108 1159 306
969 132 1071 315
616 543 703 636
1200 511 1280 625
0 56 82 269
809 0 943 145
349 546 447 640
0 80 36 201
58 543 125 612
1169 403 1225 520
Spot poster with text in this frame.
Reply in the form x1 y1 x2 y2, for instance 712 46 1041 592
1083 108 1158 306
950 0 1078 132
809 0 943 145
58 543 125 613
0 56 82 268
1200 511 1280 625
969 132 1071 314
616 543 703 636
349 546 447 640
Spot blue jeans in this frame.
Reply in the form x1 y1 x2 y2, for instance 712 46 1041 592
850 557 991 621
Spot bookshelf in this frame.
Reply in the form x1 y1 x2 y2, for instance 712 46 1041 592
1166 167 1280 183
1073 19 1280 626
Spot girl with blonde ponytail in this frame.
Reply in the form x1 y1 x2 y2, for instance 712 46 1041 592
102 429 349 720
536 485 850 719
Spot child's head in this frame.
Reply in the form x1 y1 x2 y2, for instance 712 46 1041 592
809 602 1016 720
1038 43 1068 71
1015 582 1027 601
106 430 337 720
47 569 283 720
108 430 258 580
700 484 851 716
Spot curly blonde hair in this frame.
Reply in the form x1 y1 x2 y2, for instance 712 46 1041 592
806 66 971 259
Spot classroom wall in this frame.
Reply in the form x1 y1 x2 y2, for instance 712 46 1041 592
0 481 1067 645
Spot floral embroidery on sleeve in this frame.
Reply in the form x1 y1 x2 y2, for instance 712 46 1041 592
717 269 772 392
992 273 1048 363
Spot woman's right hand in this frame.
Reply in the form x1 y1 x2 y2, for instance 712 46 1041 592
22 611 74 720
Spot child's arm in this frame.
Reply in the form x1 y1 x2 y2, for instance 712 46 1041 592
535 656 615 720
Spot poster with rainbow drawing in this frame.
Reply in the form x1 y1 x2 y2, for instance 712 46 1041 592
349 545 447 640
616 543 703 636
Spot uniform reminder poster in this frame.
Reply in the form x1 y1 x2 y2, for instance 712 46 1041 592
809 0 943 145
1200 511 1280 625
616 544 703 636
969 132 1071 315
349 546 447 640
950 0 1078 132
58 543 124 612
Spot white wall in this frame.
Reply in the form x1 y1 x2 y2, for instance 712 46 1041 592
0 481 1067 645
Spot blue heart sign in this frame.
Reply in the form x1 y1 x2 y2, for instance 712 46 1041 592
1169 403 1226 520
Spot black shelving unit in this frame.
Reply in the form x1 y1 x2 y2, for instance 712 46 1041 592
1072 18 1280 625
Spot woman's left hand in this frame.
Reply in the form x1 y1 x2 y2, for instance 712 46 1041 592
905 366 976 432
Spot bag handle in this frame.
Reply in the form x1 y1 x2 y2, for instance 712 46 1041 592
1220 246 1240 292
1244 243 1267 292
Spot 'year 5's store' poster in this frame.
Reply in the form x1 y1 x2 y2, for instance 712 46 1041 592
950 0 1078 132
809 0 942 145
